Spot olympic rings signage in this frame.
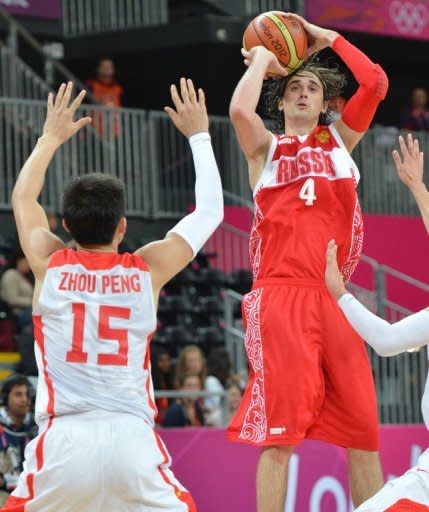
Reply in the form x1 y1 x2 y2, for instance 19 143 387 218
306 0 429 41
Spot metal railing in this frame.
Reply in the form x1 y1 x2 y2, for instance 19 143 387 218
0 99 152 215
205 0 304 17
1 98 429 221
0 42 51 100
355 125 429 215
0 7 93 101
244 0 305 16
62 0 168 36
204 223 251 273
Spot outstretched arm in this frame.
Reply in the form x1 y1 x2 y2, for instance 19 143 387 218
285 13 388 152
325 240 429 356
393 134 429 234
12 82 91 279
229 46 286 189
136 78 223 292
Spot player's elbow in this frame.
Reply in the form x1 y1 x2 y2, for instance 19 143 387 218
229 103 253 125
365 64 389 100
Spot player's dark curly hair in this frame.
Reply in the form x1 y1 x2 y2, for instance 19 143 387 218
262 59 347 133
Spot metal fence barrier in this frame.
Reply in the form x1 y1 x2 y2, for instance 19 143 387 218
1 98 429 222
62 0 168 36
0 99 152 216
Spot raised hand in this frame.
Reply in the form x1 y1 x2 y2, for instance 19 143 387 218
164 78 209 138
392 134 425 192
241 46 288 78
325 239 347 300
283 12 338 58
43 82 91 146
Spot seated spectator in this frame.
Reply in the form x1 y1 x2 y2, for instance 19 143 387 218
163 373 205 428
0 375 37 499
400 87 429 131
174 345 207 390
0 249 33 329
328 95 347 122
151 346 174 425
205 347 231 426
227 383 243 423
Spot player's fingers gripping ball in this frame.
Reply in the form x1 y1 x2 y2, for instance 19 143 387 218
243 11 308 74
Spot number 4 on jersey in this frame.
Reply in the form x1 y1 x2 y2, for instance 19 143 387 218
299 178 317 206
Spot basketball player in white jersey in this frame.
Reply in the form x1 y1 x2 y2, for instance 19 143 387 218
325 134 429 511
1 78 223 512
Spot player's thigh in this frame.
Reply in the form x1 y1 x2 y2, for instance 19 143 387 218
356 467 429 511
322 296 378 425
107 417 194 511
243 286 325 436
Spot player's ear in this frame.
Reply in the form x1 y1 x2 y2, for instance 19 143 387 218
321 100 328 114
118 217 127 235
278 99 284 112
62 218 70 233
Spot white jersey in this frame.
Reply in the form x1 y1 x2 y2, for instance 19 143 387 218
33 249 157 426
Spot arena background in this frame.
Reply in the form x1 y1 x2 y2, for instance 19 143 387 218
0 1 427 511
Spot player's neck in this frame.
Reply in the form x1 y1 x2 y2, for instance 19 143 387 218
76 243 118 253
284 118 317 137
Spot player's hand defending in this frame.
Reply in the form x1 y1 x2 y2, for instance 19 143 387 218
283 13 338 58
325 240 347 300
393 134 425 193
241 46 287 78
164 78 209 138
42 82 91 146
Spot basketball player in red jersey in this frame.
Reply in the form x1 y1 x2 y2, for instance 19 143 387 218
2 78 223 511
227 12 389 511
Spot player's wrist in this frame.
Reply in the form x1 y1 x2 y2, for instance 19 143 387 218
333 286 348 301
38 134 62 150
409 180 428 196
326 31 340 47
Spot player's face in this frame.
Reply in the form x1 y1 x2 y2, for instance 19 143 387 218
280 72 326 124
8 385 30 418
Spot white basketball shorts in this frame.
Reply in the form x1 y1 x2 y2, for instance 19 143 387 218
356 450 429 511
0 410 196 512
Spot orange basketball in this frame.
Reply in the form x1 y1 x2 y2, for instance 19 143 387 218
243 11 308 73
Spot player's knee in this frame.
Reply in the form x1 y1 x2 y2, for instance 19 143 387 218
261 445 294 465
348 448 381 465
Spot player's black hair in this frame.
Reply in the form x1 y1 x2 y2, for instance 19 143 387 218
262 59 347 132
62 173 125 246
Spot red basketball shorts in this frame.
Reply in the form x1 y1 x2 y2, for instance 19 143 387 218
227 278 379 450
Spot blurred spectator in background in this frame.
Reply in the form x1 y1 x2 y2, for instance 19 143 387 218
0 248 33 330
151 346 174 425
400 87 429 131
205 347 231 426
163 373 205 428
328 95 347 122
0 375 36 502
86 57 123 109
175 345 207 390
227 382 243 423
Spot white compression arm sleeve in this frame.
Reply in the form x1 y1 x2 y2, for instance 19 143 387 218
338 293 429 356
168 132 223 256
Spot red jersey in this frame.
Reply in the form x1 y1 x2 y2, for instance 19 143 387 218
250 124 363 283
